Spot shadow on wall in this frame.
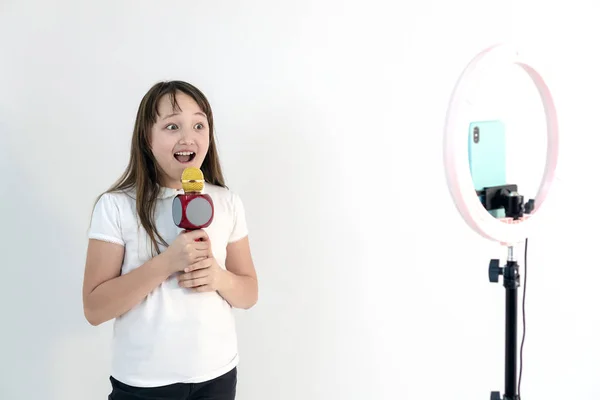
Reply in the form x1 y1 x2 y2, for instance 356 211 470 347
0 130 114 399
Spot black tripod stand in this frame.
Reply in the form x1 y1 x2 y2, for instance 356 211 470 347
489 247 520 400
477 185 534 400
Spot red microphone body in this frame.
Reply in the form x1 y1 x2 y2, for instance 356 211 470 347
172 193 214 230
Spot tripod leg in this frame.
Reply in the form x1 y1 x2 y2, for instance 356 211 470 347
504 260 520 400
505 285 518 398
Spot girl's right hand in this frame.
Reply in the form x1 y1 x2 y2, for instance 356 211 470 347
163 230 211 275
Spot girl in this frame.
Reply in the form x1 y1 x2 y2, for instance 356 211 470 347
82 80 258 400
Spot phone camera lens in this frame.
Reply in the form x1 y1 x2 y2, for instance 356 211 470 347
473 126 479 143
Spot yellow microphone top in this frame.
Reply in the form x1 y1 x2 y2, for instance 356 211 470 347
181 167 204 193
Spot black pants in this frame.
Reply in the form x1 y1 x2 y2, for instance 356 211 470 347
108 367 237 400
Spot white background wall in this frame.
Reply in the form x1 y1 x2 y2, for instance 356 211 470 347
1 1 599 399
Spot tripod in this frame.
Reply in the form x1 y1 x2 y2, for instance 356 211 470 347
489 248 520 400
478 184 534 400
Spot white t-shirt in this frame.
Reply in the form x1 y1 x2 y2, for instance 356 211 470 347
88 183 248 387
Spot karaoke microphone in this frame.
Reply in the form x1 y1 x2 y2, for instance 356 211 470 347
172 167 214 231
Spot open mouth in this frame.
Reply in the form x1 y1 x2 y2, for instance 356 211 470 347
174 151 196 164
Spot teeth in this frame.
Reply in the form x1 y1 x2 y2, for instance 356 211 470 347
175 152 194 156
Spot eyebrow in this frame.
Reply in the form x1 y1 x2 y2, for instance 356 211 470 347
162 111 207 120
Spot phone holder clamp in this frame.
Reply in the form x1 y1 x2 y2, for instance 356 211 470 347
476 184 535 220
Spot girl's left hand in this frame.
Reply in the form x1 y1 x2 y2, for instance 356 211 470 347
178 257 230 292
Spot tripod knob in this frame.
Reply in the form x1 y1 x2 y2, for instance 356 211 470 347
489 259 502 283
490 392 501 400
525 198 535 214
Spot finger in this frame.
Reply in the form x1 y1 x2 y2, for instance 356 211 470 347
193 241 210 251
186 229 209 242
184 258 212 273
191 248 210 262
179 269 210 282
179 276 211 288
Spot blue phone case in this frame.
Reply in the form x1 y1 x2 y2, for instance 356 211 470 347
468 120 507 218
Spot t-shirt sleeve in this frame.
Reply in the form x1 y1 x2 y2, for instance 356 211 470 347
228 191 249 243
88 193 125 246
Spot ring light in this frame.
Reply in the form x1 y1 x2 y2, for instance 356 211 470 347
443 43 559 245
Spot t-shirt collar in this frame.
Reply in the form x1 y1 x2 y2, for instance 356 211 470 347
157 186 185 199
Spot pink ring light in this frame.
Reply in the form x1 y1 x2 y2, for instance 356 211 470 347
443 44 559 245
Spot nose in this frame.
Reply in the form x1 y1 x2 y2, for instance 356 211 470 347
178 128 194 145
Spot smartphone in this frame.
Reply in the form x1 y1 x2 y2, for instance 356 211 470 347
468 120 507 218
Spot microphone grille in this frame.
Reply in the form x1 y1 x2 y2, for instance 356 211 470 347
181 167 204 192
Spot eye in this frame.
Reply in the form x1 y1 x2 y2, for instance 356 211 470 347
165 123 178 130
194 123 205 130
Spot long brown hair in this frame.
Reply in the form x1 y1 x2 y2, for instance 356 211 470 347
102 80 226 255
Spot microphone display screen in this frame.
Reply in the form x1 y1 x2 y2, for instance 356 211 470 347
186 197 212 226
172 197 183 225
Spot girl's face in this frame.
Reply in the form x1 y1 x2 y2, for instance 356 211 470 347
150 91 210 188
